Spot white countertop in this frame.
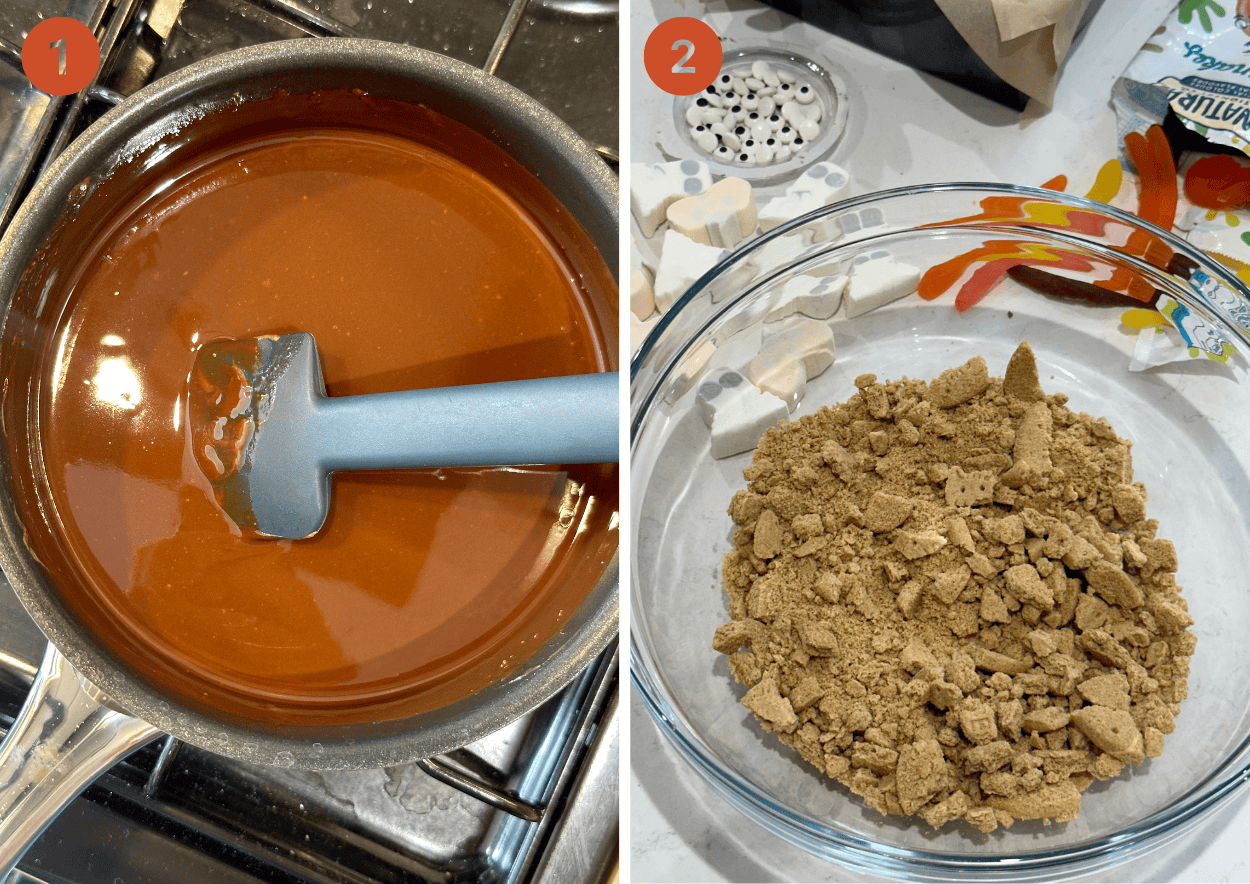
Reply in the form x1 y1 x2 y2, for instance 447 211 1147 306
626 0 1250 879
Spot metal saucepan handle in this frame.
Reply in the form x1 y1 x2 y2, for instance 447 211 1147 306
0 644 162 877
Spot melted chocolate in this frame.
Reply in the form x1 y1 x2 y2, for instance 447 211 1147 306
4 90 617 727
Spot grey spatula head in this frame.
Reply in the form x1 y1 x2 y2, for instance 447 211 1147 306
189 333 618 540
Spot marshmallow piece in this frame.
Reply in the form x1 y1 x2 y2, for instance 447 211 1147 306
845 257 921 318
666 177 758 250
630 267 656 319
710 387 789 458
751 358 806 411
631 234 658 277
789 162 850 201
653 229 727 313
751 232 807 276
764 274 846 322
759 191 823 233
757 316 836 379
631 160 712 237
749 317 835 411
696 366 749 426
630 309 660 355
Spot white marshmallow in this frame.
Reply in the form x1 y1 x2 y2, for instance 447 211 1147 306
764 274 846 322
752 360 806 411
750 232 807 276
630 160 713 238
758 165 849 234
631 234 658 277
789 162 850 201
758 191 822 233
653 229 727 313
757 316 835 379
749 317 835 411
710 387 789 458
666 177 758 250
630 309 660 355
696 366 749 427
630 266 656 320
844 257 921 318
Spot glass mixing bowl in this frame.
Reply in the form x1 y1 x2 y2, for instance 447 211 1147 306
630 183 1250 880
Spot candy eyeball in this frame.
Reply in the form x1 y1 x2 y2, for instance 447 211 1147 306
682 60 825 169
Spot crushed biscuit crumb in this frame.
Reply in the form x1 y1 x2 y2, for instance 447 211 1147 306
714 342 1194 833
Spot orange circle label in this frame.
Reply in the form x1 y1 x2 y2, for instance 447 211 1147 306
643 18 722 96
22 17 101 96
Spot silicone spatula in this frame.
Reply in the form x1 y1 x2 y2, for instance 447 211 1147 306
188 332 618 539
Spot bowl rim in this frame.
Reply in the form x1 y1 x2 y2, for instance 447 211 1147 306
628 181 1250 877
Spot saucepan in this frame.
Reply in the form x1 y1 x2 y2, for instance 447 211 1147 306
0 38 618 870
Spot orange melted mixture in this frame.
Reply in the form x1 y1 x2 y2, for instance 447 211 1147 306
33 99 616 725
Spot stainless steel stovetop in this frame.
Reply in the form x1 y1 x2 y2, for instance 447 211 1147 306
0 1 618 882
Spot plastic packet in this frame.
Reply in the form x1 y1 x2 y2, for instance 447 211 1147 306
1115 2 1250 156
